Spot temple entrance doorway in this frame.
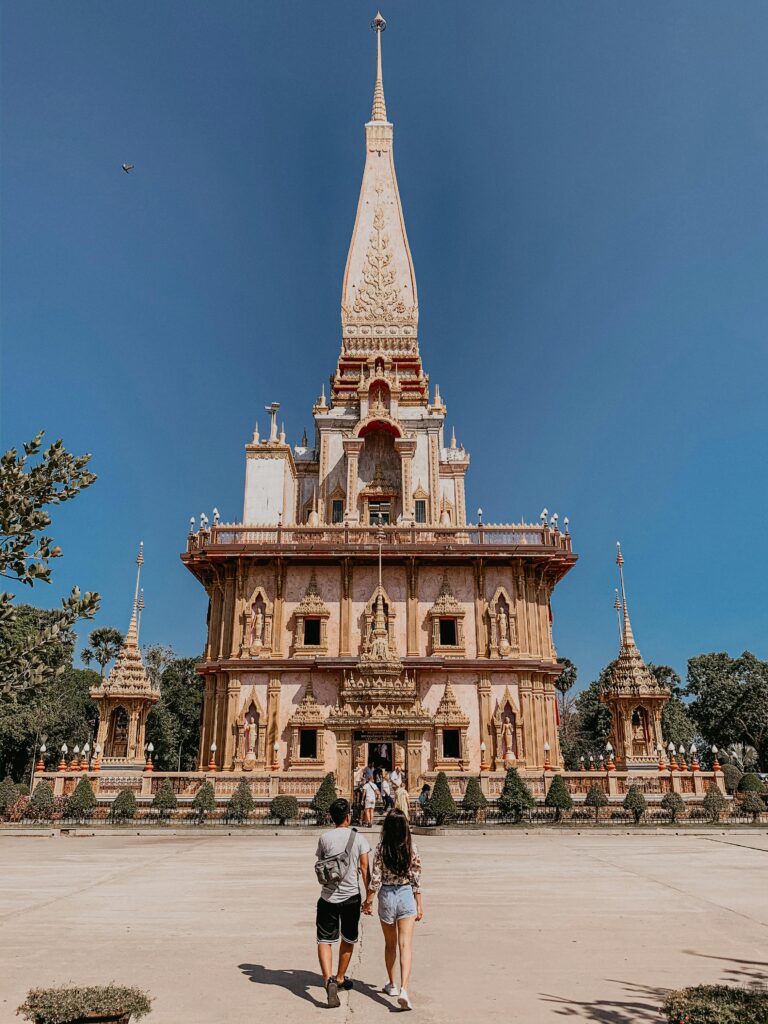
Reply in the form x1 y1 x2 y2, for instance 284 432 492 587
368 741 393 772
354 729 406 775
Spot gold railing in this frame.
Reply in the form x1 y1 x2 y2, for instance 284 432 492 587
186 523 573 554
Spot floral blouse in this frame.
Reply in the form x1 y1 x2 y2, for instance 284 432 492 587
370 843 422 895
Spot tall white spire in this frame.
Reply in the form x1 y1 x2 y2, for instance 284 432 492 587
371 12 387 122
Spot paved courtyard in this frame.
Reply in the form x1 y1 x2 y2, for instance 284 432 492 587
1 830 767 1023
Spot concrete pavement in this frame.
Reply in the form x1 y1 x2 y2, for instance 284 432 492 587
1 831 766 1023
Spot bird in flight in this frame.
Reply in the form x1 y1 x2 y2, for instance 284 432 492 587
121 163 134 173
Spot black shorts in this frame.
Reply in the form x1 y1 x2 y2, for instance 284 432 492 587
316 894 361 945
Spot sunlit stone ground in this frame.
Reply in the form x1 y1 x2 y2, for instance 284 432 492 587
1 830 767 1023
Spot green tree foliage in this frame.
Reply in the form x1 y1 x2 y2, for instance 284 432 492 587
661 791 685 823
152 780 177 818
686 652 768 770
584 782 608 823
80 627 123 678
702 783 727 823
28 781 54 820
721 764 742 795
145 655 203 772
0 775 18 816
497 767 534 822
427 771 457 825
544 774 573 821
270 795 299 824
554 657 577 708
737 772 766 795
740 791 765 821
110 789 137 822
623 784 648 823
66 776 97 820
650 664 697 748
310 773 337 822
0 433 99 694
192 780 216 821
663 984 768 1024
461 776 488 818
228 779 254 822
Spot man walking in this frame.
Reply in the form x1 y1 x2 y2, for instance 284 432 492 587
315 798 372 1008
361 775 379 826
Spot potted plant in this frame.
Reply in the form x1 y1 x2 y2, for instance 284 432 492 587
17 984 151 1023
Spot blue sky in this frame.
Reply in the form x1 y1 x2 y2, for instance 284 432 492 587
3 2 767 689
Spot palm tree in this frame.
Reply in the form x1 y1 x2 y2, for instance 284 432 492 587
81 627 124 679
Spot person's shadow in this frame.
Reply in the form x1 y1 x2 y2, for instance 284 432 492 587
238 963 396 1011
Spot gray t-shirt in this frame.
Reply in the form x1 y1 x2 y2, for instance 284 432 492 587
316 827 371 903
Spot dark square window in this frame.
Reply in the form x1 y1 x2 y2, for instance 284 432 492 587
332 499 344 524
443 729 460 759
299 729 318 759
439 618 457 646
369 500 390 525
303 618 321 646
414 499 427 524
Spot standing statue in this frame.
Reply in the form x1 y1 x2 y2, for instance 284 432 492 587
502 715 515 763
252 603 264 646
498 606 509 644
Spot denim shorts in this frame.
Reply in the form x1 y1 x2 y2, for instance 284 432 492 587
378 884 417 924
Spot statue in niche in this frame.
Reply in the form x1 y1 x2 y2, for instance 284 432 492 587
242 707 258 770
502 715 515 764
251 598 265 647
498 605 509 644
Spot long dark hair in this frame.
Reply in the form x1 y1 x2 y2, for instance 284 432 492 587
380 808 412 876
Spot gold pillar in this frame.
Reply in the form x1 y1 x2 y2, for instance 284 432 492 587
406 559 419 656
221 566 236 661
473 559 487 658
335 729 353 797
343 439 364 522
222 674 241 769
406 730 426 790
267 672 282 768
199 676 216 769
340 559 352 657
272 559 285 657
394 437 416 521
477 673 493 766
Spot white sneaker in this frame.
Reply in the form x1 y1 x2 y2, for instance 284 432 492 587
398 988 413 1010
383 982 399 996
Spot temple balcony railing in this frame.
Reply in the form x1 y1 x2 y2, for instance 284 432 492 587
185 523 573 555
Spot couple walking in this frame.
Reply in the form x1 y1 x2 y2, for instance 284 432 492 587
315 797 423 1010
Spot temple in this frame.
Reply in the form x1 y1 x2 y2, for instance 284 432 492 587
181 13 577 795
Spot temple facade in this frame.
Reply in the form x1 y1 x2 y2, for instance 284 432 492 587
182 14 577 793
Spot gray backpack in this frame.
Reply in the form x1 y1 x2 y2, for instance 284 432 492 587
315 828 358 888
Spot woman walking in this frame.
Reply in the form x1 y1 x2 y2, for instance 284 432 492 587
362 809 423 1010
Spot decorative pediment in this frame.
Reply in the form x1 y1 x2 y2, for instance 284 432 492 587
427 572 466 656
292 572 330 656
431 572 463 617
295 571 330 619
492 685 521 723
287 681 326 728
434 680 469 728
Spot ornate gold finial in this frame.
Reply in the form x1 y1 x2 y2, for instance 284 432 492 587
615 542 636 649
371 12 388 122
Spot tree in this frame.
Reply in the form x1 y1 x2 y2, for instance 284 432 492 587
0 433 99 694
270 795 299 825
660 791 685 824
623 785 648 824
228 779 254 823
650 664 696 748
110 789 137 822
721 764 743 795
66 776 97 821
544 775 573 822
554 657 577 711
461 777 488 819
584 782 609 823
310 773 337 822
497 767 534 822
28 781 54 820
145 656 203 772
81 627 124 679
427 772 457 825
0 776 17 817
152 780 177 819
740 791 765 822
192 780 216 822
737 773 766 795
686 653 768 770
575 676 613 755
702 783 727 823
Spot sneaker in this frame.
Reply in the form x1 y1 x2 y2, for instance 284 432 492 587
398 988 413 1011
339 977 354 991
383 982 399 997
326 977 340 1008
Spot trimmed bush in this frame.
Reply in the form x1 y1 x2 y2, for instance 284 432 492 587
228 779 254 823
428 771 457 825
17 984 152 1023
65 776 97 821
192 780 216 822
740 791 765 822
660 791 685 824
28 782 55 821
738 772 766 795
152 779 178 819
111 789 137 822
0 776 17 817
544 775 573 822
270 795 299 825
584 783 609 823
721 763 742 795
310 773 337 823
461 777 488 818
497 767 534 822
15 783 30 797
623 785 648 824
663 983 768 1024
702 783 727 822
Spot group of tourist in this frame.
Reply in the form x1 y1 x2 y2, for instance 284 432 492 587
315 796 424 1011
354 761 410 824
